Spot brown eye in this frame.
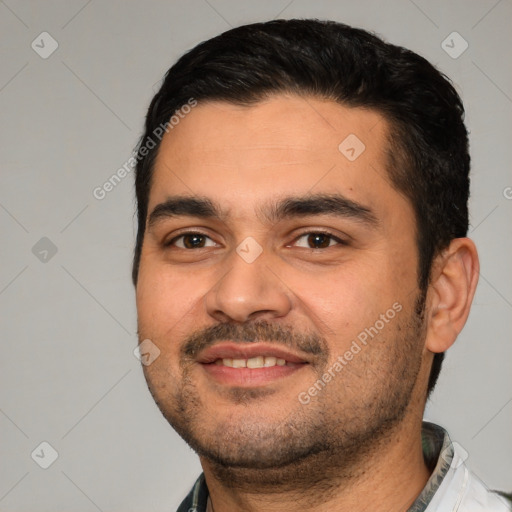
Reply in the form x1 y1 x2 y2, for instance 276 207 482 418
294 232 344 249
167 233 216 249
307 233 331 248
182 234 206 248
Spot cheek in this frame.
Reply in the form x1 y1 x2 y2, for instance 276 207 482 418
286 260 398 336
281 261 414 374
136 268 199 390
136 258 204 348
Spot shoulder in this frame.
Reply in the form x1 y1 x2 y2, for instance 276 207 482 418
459 470 511 511
427 442 511 511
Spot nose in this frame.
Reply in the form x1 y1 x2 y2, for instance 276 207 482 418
204 242 292 324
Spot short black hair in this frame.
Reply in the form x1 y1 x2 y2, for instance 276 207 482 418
132 19 471 399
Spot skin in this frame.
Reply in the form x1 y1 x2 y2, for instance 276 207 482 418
135 94 479 512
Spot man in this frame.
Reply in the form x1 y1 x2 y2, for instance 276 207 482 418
132 19 511 511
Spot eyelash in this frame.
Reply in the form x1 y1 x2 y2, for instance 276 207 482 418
165 230 347 249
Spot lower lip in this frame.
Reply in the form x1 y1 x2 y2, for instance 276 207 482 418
200 362 306 386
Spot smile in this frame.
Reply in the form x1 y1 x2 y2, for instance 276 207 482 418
213 356 290 368
197 342 310 386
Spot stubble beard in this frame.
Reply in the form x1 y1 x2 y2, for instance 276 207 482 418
141 293 427 491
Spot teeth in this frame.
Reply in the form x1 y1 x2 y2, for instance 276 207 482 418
247 356 264 369
218 356 288 368
263 356 277 367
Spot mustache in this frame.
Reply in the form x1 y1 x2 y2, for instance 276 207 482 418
181 320 328 360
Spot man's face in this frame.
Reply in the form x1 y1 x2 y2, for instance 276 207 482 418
135 94 430 473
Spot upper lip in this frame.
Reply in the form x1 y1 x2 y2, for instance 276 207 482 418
196 342 310 364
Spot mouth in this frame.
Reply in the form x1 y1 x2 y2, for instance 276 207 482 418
213 356 293 368
196 342 310 387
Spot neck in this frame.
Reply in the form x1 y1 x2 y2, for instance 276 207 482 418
200 416 431 512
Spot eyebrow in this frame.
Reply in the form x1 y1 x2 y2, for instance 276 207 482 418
147 193 379 229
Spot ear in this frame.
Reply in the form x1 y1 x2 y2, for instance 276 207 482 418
425 238 480 353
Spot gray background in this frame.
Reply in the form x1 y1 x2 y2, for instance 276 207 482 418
0 1 511 510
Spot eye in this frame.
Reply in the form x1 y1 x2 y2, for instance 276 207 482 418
167 232 217 249
292 231 345 249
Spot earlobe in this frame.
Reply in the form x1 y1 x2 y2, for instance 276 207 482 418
426 238 480 353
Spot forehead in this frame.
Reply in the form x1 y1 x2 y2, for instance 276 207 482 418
148 94 411 226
